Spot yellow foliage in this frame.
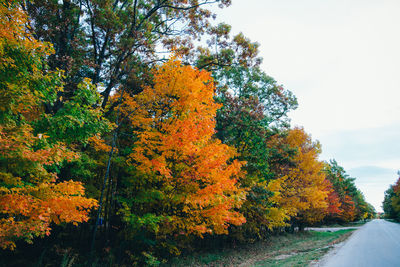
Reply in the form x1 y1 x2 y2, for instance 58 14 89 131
272 128 329 224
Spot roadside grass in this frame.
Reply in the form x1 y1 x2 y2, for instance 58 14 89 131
166 229 354 267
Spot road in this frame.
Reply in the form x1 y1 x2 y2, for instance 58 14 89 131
322 219 400 267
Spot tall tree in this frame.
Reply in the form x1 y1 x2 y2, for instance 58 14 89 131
0 1 98 250
214 65 297 240
116 59 246 257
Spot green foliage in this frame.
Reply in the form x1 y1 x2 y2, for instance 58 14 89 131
383 173 400 220
34 78 112 145
214 65 298 240
383 186 396 218
215 66 298 127
0 34 59 125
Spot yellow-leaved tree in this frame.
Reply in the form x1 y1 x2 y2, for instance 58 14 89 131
271 128 329 230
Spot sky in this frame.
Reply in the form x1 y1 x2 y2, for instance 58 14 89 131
213 0 400 212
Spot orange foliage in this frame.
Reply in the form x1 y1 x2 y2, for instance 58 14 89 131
338 195 356 222
0 181 97 250
0 125 97 250
88 134 113 152
0 1 53 66
122 59 246 236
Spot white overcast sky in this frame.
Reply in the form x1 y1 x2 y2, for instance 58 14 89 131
213 0 400 212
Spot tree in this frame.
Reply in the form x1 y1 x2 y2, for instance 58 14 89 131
271 128 329 229
0 1 98 250
325 180 342 219
213 65 297 240
383 173 400 220
116 59 246 256
383 185 396 218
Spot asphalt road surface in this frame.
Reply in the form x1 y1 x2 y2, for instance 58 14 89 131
322 219 400 267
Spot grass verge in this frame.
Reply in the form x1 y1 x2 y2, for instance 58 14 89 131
166 229 354 267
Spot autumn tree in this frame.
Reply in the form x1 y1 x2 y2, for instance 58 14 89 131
0 1 99 250
115 59 246 257
271 128 329 230
325 180 342 219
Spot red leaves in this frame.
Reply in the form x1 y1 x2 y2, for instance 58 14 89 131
326 182 342 216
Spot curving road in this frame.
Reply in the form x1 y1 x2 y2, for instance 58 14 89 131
322 219 400 267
